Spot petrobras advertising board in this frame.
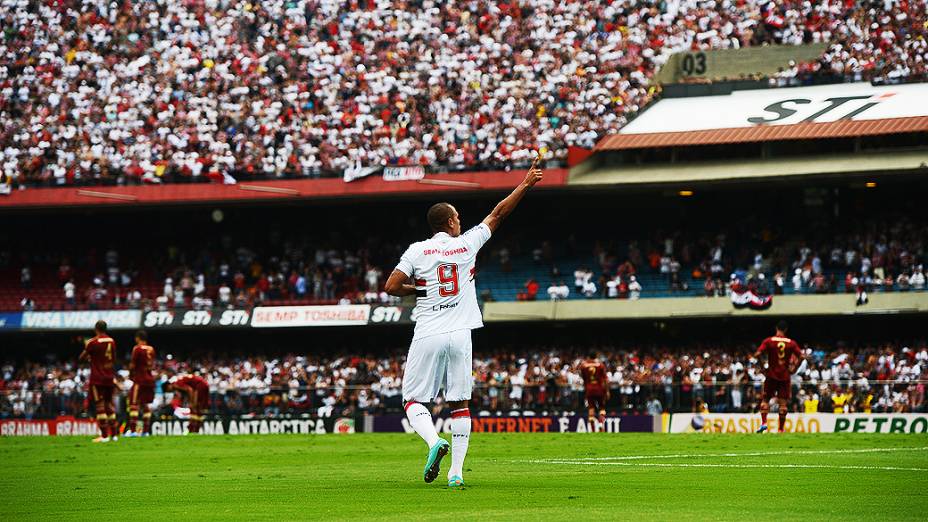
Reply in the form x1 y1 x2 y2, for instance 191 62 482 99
251 305 371 328
669 413 928 434
21 310 142 330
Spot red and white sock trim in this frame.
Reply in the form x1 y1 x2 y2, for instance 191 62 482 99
451 408 470 419
404 401 419 412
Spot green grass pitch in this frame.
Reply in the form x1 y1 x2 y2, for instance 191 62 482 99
2 433 926 520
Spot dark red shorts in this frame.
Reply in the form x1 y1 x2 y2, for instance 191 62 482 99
762 377 791 400
190 385 209 413
585 391 606 411
90 384 114 405
129 383 155 408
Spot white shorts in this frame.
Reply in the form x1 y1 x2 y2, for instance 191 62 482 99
402 329 473 403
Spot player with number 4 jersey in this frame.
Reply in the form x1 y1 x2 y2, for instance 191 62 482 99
79 320 118 442
385 160 544 489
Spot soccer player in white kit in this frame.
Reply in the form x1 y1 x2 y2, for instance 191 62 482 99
385 163 544 488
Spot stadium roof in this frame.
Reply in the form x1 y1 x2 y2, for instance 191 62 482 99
594 115 928 151
596 81 928 152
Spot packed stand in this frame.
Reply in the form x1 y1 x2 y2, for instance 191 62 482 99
5 212 927 311
7 236 405 312
484 216 927 301
2 340 924 419
1 1 926 189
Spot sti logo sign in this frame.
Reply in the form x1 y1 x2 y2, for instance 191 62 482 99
747 92 895 125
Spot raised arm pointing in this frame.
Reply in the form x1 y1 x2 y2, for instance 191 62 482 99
481 158 543 234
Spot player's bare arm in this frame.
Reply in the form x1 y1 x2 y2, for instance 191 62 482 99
789 348 805 374
481 160 543 233
384 270 416 297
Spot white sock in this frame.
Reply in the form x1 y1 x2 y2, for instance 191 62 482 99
405 401 440 448
448 408 471 479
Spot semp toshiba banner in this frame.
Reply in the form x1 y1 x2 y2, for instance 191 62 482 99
251 305 371 327
621 82 928 134
669 413 928 434
372 414 654 434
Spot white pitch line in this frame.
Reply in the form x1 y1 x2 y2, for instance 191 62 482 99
538 461 928 472
521 446 928 463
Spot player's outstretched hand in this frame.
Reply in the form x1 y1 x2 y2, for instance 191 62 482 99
523 165 543 188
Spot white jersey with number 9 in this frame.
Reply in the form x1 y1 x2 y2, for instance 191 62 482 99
395 223 491 341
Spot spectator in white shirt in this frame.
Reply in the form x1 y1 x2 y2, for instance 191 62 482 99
911 266 926 290
547 282 570 301
127 290 142 308
218 284 232 306
628 276 642 300
606 276 620 298
573 269 586 293
582 280 597 299
63 280 76 306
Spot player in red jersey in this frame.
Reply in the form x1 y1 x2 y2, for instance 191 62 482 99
579 351 609 432
79 320 118 442
164 374 209 433
754 320 805 433
125 330 156 437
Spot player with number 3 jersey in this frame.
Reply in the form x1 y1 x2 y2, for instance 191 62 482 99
385 161 544 489
754 320 804 433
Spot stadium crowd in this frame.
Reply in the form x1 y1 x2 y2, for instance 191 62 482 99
1 0 926 188
9 212 926 311
574 215 928 300
2 341 925 419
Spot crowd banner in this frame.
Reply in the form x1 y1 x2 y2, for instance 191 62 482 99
251 305 371 328
382 166 425 181
343 164 379 183
669 412 928 434
0 416 100 437
21 310 142 330
142 308 251 329
150 416 349 436
371 414 654 433
0 312 22 330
